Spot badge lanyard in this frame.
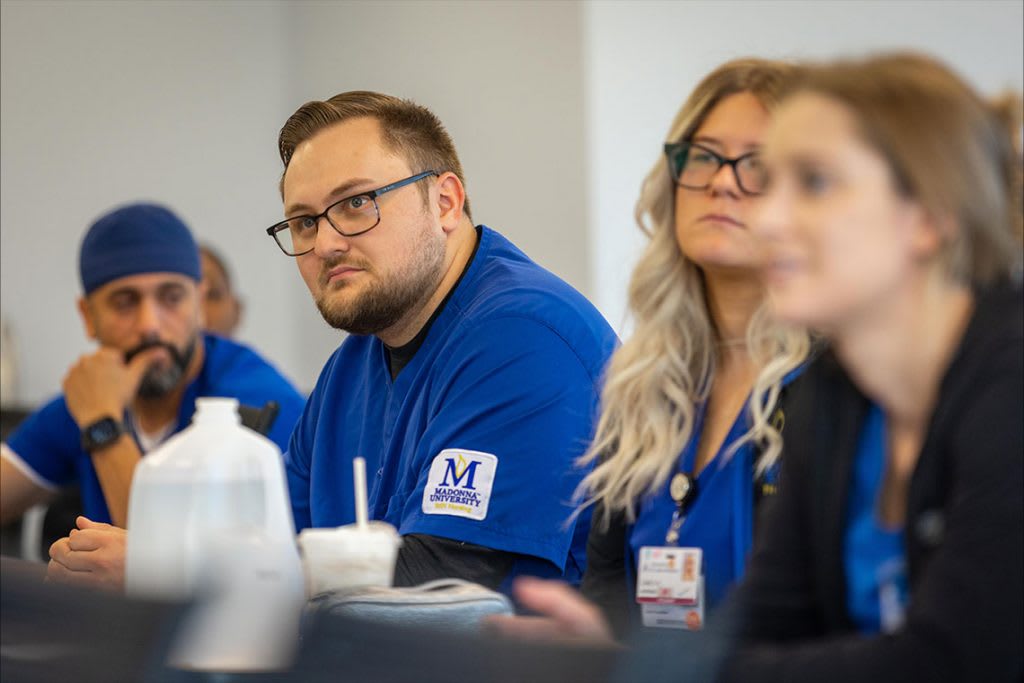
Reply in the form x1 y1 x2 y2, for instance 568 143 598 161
664 400 706 545
664 471 699 545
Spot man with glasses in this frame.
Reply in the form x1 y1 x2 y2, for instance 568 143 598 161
0 203 305 584
272 91 617 590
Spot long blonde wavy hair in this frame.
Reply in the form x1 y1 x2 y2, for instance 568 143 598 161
578 59 812 525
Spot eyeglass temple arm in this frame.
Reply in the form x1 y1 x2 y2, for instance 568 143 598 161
372 170 440 197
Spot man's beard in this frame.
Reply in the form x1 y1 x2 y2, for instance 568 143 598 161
125 335 198 399
314 232 446 336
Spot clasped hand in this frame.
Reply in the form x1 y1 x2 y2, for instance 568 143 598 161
47 515 126 592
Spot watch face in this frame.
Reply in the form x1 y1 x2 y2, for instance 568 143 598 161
91 419 119 441
82 417 124 451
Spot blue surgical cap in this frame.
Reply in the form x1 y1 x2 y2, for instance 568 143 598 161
78 203 201 295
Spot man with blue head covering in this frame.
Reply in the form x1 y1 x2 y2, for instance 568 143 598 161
74 203 205 406
0 203 305 582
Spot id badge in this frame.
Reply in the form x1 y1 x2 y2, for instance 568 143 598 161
636 546 704 630
636 546 701 604
640 579 705 630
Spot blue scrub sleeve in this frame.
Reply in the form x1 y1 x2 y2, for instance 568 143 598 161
4 397 80 487
199 340 306 454
393 316 601 569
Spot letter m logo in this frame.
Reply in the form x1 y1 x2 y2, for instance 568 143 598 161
440 454 481 490
423 449 497 520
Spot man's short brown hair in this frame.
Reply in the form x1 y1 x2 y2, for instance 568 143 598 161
278 91 471 220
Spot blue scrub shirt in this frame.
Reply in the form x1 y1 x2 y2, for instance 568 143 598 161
4 334 306 523
844 403 910 634
284 226 618 583
627 368 802 608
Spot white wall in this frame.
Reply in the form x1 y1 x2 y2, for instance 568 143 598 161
0 0 588 403
2 0 1022 405
1 0 298 403
585 0 1024 332
281 0 589 383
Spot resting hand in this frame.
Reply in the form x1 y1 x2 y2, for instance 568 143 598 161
484 576 618 647
47 516 126 592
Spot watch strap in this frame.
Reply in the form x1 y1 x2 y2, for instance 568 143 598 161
80 416 126 453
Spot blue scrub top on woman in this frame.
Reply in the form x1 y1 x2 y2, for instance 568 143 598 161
627 368 803 608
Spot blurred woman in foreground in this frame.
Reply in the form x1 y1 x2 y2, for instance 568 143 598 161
719 52 1023 682
496 52 1021 682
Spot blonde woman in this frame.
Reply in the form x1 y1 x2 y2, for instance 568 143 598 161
491 58 810 641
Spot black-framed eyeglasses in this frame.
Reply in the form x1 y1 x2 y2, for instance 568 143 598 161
663 141 766 196
266 170 439 256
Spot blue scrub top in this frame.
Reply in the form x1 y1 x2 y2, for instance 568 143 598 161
284 226 618 584
4 334 306 523
627 368 801 608
844 403 910 634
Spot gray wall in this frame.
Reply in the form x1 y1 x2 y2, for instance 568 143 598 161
2 0 299 402
585 0 1024 331
2 0 1022 405
282 0 589 385
1 0 587 402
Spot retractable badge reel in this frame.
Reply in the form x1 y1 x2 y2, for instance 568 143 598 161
636 472 706 630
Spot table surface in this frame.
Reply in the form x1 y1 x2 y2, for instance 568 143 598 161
1 556 624 683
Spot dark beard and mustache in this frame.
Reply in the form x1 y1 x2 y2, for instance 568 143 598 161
124 336 198 399
314 234 446 336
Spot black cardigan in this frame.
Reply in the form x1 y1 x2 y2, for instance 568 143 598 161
720 284 1023 683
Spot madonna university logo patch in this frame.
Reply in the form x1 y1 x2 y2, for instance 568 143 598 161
422 449 498 521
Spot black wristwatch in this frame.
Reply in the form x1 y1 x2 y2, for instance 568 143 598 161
80 416 126 453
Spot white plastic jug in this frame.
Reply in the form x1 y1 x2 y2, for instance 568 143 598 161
124 397 304 670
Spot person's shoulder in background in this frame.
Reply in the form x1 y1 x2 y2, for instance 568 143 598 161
199 334 306 449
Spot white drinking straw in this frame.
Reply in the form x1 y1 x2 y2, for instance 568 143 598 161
353 456 369 530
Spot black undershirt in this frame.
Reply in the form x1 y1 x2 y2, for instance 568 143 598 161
383 227 548 588
393 534 518 591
